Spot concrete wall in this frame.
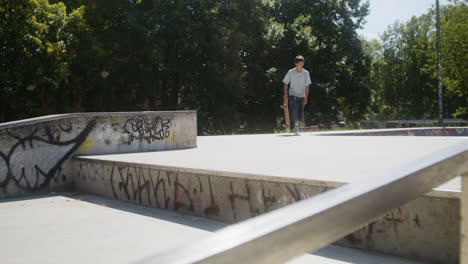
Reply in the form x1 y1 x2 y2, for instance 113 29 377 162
318 127 468 136
73 158 459 264
340 196 459 264
0 111 196 198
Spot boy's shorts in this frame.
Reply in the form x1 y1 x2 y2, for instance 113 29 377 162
289 96 304 123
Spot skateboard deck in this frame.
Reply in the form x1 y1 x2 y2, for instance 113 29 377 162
281 104 291 133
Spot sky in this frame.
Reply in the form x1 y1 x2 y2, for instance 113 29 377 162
358 0 451 40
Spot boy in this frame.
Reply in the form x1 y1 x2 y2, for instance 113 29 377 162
283 55 311 135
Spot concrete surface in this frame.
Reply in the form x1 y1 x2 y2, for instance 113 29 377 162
0 111 196 198
78 134 467 193
0 193 426 264
292 246 427 264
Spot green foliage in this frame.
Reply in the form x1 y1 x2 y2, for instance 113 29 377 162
441 3 468 117
2 0 464 132
0 0 71 119
366 2 467 120
1 0 373 132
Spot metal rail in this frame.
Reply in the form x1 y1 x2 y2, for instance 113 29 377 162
140 143 468 264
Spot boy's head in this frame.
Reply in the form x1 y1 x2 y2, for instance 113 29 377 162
294 55 305 68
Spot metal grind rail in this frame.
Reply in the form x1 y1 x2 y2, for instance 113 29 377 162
141 142 468 264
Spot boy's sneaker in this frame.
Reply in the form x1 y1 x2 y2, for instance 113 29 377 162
293 125 300 136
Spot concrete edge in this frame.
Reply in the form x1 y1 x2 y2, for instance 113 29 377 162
426 188 461 199
0 111 197 130
74 155 339 187
73 156 460 200
312 127 468 136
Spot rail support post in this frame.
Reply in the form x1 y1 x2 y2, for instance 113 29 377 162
461 172 468 263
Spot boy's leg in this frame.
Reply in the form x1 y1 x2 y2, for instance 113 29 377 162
297 97 304 125
289 96 298 133
288 96 302 135
295 97 304 135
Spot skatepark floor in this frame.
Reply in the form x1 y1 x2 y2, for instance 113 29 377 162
0 193 427 264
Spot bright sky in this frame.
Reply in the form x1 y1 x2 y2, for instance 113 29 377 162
358 0 451 40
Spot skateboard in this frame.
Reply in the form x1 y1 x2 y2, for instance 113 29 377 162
281 104 291 133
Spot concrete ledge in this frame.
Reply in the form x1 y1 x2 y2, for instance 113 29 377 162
75 155 461 200
0 111 196 129
0 111 197 198
74 134 467 198
71 134 468 263
73 157 460 263
314 127 468 136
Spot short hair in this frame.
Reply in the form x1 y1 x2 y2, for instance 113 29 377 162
294 55 304 64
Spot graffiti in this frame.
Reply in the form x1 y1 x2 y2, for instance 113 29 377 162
0 119 96 192
286 184 301 202
78 160 430 230
122 116 172 144
204 178 220 216
341 206 419 250
76 161 311 223
78 161 101 182
413 214 423 229
173 172 194 212
383 208 409 236
228 181 254 220
150 170 171 209
263 183 279 212
0 112 192 199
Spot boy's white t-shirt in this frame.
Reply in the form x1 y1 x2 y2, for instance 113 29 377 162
282 68 312 98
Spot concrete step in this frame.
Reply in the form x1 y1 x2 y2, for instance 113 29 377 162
0 193 426 264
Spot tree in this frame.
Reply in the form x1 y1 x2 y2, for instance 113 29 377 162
361 38 385 120
441 3 467 118
268 0 370 126
369 2 466 121
0 0 71 121
1 0 374 133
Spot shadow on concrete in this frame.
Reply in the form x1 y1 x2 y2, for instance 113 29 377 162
1 192 425 264
62 192 228 232
305 245 426 264
0 192 65 203
1 192 227 232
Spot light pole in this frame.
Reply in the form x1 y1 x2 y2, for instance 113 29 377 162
436 0 443 126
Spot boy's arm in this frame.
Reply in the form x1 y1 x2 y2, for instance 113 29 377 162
283 84 289 106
